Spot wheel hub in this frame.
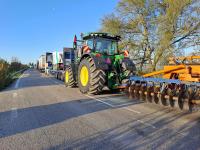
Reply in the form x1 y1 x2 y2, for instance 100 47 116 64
80 66 89 86
65 71 69 83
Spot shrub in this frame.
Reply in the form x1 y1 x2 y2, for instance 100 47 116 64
0 59 10 89
0 58 27 90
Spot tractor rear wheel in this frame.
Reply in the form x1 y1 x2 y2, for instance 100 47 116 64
65 66 76 87
78 58 106 94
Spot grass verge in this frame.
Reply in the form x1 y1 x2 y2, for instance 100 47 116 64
0 69 27 90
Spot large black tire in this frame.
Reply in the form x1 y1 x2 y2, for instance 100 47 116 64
65 65 76 88
60 73 64 81
78 58 106 94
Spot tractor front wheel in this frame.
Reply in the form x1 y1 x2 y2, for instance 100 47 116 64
78 58 106 94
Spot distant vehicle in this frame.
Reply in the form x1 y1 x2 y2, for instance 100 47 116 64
38 55 46 72
55 48 74 81
29 65 34 69
52 51 63 70
45 52 53 75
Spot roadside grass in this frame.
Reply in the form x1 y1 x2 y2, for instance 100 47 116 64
0 69 27 90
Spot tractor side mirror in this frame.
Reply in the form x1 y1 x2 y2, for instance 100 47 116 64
73 35 77 49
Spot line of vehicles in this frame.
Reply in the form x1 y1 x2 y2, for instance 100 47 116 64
37 32 200 112
37 32 136 95
38 48 73 81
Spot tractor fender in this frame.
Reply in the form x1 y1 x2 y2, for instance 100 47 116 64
80 54 108 70
121 58 136 72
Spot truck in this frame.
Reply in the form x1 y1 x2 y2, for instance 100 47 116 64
45 52 53 75
38 55 46 72
54 48 74 81
52 51 63 70
47 51 64 79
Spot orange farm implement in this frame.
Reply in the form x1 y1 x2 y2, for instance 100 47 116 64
126 56 200 112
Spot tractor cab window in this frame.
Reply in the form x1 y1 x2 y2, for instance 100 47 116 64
86 39 93 49
94 38 117 55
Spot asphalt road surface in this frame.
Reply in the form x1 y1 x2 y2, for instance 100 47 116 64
0 69 200 150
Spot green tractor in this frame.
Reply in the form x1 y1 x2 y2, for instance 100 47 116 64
64 32 136 94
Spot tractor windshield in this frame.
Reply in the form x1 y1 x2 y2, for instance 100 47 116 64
95 38 118 55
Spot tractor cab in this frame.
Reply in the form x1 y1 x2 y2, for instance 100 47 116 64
82 33 120 55
74 33 121 57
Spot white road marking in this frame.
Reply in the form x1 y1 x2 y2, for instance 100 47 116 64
12 92 18 98
11 108 18 121
102 96 139 107
86 95 115 107
14 74 24 89
124 107 141 114
14 78 21 89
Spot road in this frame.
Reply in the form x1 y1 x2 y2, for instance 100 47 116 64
0 69 200 150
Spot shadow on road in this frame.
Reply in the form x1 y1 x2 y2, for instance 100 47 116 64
0 95 199 149
0 95 142 139
49 112 200 150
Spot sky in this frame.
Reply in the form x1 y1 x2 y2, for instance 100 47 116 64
0 0 119 64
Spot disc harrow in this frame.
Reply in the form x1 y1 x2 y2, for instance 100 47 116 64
126 76 200 112
125 56 200 112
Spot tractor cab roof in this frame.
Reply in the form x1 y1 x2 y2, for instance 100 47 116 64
82 32 121 41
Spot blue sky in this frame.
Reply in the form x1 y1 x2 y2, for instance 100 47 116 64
0 0 118 64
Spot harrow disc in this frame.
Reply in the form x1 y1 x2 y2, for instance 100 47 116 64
127 85 132 99
177 86 192 111
160 87 169 106
135 84 140 100
146 86 153 103
130 84 136 99
178 93 187 111
167 88 175 108
139 84 146 101
153 86 160 104
188 87 198 112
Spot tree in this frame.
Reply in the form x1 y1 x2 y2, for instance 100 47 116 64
9 57 22 72
153 0 200 70
101 0 200 72
0 58 10 89
102 0 157 71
